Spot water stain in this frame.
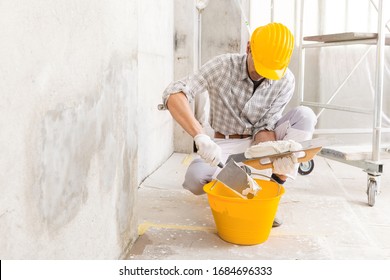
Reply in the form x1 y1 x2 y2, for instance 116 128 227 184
37 55 138 233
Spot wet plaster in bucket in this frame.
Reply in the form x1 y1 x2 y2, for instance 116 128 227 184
36 56 138 248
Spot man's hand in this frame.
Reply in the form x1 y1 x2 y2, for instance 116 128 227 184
194 134 222 167
272 154 298 175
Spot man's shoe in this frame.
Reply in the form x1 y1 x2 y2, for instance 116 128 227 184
272 217 283 227
271 173 286 185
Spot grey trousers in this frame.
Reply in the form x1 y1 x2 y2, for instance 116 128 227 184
183 106 317 195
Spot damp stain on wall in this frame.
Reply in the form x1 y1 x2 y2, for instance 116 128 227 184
37 56 138 236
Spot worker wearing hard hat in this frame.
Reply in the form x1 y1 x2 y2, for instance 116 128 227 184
162 23 317 226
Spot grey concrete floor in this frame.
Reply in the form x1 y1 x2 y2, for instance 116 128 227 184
127 152 390 260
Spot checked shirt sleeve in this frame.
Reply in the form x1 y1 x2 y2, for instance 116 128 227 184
162 56 225 106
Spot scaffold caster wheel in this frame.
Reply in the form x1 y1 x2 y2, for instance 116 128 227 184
367 179 378 207
298 159 314 175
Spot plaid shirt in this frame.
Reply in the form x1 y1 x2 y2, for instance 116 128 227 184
162 53 295 137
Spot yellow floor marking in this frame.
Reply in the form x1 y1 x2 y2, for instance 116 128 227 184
181 154 194 166
138 222 216 236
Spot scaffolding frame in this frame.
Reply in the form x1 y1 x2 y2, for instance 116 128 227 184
297 0 389 206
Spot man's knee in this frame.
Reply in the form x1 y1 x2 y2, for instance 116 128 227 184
182 159 216 195
290 106 317 132
183 173 207 195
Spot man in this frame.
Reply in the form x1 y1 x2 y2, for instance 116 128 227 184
162 22 317 226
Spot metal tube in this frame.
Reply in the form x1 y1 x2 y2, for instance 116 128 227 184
235 0 251 34
314 128 390 135
369 0 390 33
372 0 385 161
297 0 305 104
198 11 202 69
316 47 373 118
301 101 372 114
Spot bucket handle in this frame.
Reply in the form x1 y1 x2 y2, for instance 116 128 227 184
250 172 282 196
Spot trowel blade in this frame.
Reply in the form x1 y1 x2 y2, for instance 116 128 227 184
216 160 249 198
226 137 329 163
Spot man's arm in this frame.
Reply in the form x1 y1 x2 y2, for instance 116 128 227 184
166 92 204 137
166 92 222 167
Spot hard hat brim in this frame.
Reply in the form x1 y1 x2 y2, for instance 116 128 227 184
253 59 287 80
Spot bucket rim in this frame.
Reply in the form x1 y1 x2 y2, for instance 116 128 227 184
203 179 285 202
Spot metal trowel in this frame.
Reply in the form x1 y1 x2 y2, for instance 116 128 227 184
214 159 260 199
225 138 326 170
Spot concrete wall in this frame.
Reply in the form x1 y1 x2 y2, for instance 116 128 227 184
137 0 174 183
170 0 197 153
172 0 247 152
0 0 173 259
201 0 247 63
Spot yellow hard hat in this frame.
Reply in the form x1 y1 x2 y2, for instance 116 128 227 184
250 22 294 80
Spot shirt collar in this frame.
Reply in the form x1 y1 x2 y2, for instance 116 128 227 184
241 54 273 86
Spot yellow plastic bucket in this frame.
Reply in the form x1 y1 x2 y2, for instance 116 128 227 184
203 178 285 245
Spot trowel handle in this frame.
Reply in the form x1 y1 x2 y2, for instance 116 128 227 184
217 162 224 168
244 147 322 170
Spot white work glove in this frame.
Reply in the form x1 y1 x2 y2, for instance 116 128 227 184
194 134 222 167
272 154 298 175
245 140 302 159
